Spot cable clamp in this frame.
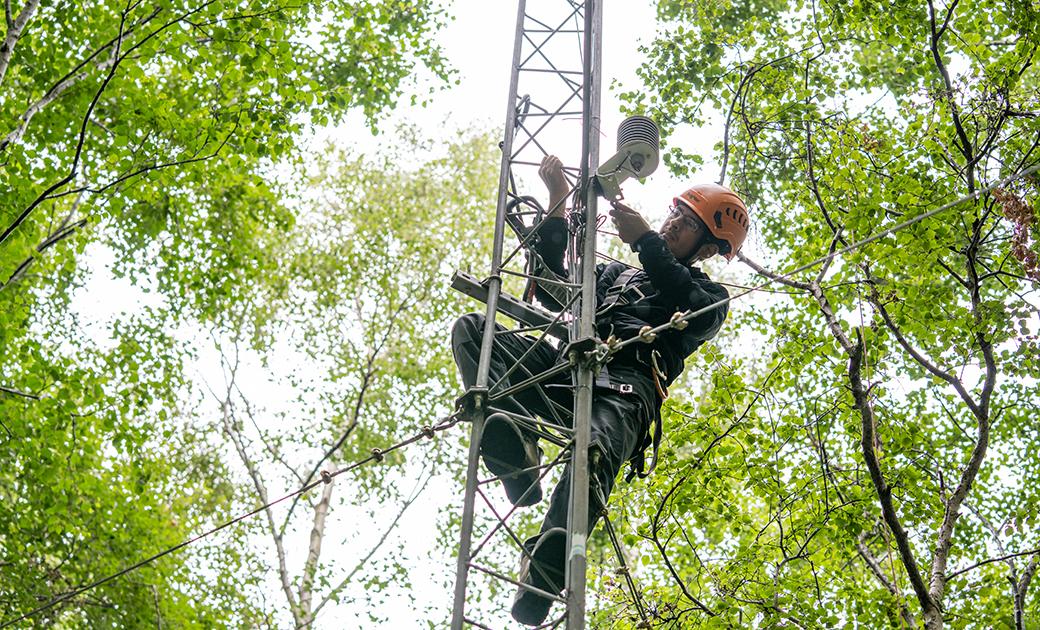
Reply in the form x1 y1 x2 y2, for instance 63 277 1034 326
593 335 620 363
320 470 333 485
371 448 384 462
421 425 435 439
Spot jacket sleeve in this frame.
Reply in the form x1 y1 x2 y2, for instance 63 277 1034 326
595 262 626 305
531 217 570 310
634 230 729 341
533 217 568 277
531 217 615 312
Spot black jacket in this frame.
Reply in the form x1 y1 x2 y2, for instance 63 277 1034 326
533 217 728 403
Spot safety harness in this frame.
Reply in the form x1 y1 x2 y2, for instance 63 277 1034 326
595 268 645 317
594 268 670 482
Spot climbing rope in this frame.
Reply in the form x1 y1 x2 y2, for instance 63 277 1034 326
0 410 464 629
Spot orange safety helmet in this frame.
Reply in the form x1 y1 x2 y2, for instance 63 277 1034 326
674 183 749 261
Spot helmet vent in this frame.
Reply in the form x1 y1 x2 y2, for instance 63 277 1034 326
713 210 724 228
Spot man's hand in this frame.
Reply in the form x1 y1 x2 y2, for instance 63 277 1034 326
539 155 570 217
609 200 653 245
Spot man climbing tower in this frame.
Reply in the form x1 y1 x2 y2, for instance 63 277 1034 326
451 154 749 625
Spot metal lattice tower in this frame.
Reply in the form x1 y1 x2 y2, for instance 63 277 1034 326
448 1 624 627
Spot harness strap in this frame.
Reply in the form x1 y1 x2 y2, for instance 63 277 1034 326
596 268 645 318
644 412 663 477
598 269 670 482
624 349 668 483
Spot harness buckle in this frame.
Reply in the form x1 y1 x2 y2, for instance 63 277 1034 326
617 383 633 394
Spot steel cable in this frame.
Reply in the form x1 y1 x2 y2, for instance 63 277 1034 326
0 410 464 628
606 162 1040 357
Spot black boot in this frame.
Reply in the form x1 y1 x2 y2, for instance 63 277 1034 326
480 413 543 506
511 527 566 626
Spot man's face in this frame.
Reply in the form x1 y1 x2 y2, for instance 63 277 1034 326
660 202 707 261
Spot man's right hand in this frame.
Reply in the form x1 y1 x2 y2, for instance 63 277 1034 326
539 155 569 217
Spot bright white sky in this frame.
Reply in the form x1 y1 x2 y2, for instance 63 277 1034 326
324 0 724 230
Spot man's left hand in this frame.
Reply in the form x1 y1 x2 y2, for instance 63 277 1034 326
609 201 653 245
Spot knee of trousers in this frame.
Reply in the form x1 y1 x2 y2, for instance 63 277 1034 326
451 312 485 354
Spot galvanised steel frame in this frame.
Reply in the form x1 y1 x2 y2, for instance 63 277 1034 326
448 1 628 628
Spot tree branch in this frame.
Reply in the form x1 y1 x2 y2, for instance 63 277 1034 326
212 350 303 626
1015 556 1039 630
0 384 39 399
0 210 87 293
298 473 335 624
855 531 916 630
0 0 215 249
927 0 975 192
311 470 433 619
927 246 996 605
645 369 779 617
0 5 181 154
280 296 414 533
869 288 981 417
849 331 939 620
738 254 812 291
718 64 760 186
0 0 41 86
947 548 1040 580
801 59 847 258
2 62 102 153
233 382 303 484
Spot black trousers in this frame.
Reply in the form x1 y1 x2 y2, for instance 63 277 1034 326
451 313 648 536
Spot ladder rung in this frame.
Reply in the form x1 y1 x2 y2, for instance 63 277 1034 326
451 270 569 341
468 561 568 603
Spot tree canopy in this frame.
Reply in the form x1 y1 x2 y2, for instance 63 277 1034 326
609 0 1040 627
0 0 454 626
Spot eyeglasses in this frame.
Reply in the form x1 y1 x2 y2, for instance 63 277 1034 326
667 205 703 233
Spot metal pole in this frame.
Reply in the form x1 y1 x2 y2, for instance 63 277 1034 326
450 1 529 627
565 0 601 627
